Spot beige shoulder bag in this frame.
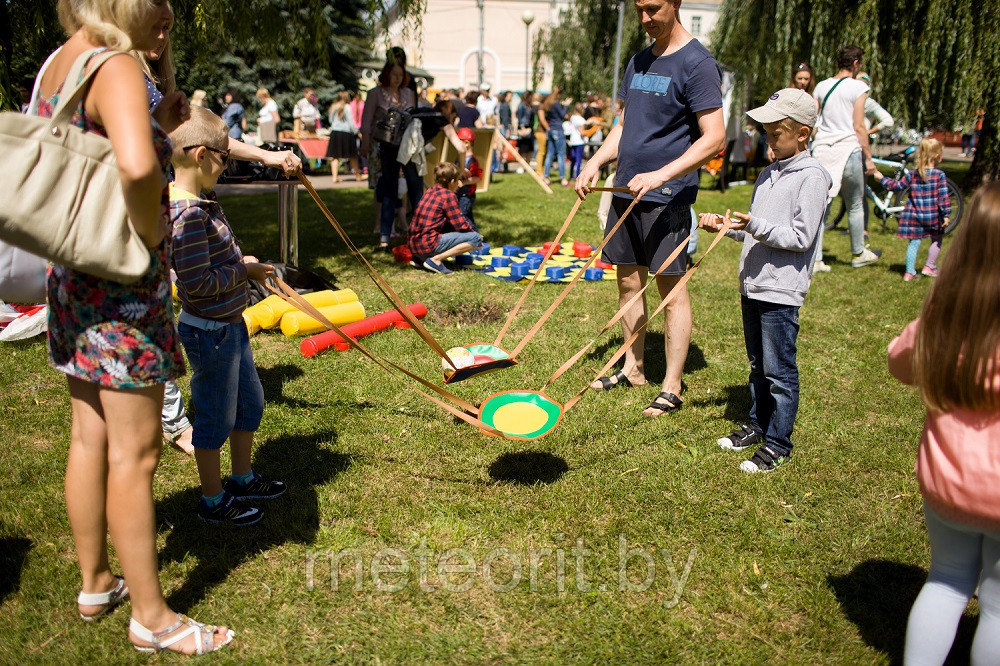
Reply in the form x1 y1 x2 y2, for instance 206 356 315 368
0 48 151 284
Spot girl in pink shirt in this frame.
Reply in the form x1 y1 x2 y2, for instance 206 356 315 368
888 183 1000 665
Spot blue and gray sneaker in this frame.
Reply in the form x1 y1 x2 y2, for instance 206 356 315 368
223 473 286 501
197 492 262 526
739 445 790 474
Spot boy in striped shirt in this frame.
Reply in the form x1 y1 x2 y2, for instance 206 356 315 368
169 107 285 526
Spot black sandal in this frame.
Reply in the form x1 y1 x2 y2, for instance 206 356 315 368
592 369 633 391
645 391 683 417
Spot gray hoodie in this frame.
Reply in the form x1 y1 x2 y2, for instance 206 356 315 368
726 150 831 307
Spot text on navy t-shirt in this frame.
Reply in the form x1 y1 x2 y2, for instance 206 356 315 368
615 39 722 206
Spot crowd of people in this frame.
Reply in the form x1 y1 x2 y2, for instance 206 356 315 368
5 0 999 661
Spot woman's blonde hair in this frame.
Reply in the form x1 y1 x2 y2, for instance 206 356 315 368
914 183 1000 412
328 91 350 118
132 35 175 96
915 137 944 180
58 0 161 53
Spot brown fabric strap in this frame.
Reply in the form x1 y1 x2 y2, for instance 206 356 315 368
493 197 583 348
296 173 457 370
589 186 633 194
561 218 734 413
265 278 490 424
509 194 643 359
541 233 691 390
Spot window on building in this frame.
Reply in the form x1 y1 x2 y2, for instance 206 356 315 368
691 15 702 36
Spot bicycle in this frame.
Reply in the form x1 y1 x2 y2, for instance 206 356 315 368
827 145 965 236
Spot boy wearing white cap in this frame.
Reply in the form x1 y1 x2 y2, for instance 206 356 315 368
699 88 831 473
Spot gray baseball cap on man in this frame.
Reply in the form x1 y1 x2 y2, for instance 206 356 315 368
747 88 818 127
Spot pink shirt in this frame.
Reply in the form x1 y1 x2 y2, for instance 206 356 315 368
350 98 364 130
888 318 1000 532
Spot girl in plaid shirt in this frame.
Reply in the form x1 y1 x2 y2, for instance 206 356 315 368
875 138 951 281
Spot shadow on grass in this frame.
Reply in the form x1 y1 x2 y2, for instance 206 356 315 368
587 336 709 382
488 451 568 485
156 429 350 612
0 532 32 604
256 364 322 409
687 384 752 423
827 560 977 665
888 263 908 276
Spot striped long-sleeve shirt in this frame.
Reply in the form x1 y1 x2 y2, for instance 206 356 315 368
169 184 249 323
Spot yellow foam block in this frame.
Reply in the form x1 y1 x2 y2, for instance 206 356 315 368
279 301 366 336
244 289 358 333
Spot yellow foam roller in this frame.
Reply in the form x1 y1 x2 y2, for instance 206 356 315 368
280 301 366 337
244 289 359 333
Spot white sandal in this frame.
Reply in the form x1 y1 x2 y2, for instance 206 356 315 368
129 613 234 654
77 575 129 622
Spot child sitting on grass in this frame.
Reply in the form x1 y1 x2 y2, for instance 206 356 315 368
455 127 482 230
873 137 951 281
699 89 830 473
169 107 286 526
407 162 483 275
888 183 1000 663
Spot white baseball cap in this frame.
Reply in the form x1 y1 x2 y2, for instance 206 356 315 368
480 82 491 91
747 88 818 127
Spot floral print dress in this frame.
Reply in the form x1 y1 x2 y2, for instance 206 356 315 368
35 50 183 388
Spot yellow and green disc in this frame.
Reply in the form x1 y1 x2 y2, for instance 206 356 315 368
478 391 563 440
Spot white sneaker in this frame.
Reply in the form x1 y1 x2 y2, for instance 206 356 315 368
851 247 882 268
813 260 831 273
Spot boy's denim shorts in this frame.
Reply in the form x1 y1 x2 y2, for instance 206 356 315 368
177 320 265 451
433 231 482 256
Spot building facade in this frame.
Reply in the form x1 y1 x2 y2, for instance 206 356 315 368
375 0 722 94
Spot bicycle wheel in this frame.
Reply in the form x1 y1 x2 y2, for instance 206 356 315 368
827 192 871 232
943 177 964 236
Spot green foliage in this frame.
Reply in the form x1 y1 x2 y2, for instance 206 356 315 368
167 0 370 128
711 0 1000 183
0 0 428 113
539 0 647 98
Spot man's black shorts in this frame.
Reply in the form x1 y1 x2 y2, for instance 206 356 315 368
602 197 689 275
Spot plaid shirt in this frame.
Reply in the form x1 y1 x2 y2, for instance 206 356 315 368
407 184 475 258
879 167 951 239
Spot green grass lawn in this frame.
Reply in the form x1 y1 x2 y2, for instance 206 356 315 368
0 169 979 662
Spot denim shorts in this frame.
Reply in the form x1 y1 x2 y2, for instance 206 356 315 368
433 231 483 256
177 321 265 451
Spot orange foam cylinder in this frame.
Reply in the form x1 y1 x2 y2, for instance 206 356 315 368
244 289 359 333
280 301 366 337
300 303 428 357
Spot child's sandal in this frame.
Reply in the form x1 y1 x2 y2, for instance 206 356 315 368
129 613 234 655
77 575 129 622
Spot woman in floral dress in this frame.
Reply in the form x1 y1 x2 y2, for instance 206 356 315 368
32 0 232 654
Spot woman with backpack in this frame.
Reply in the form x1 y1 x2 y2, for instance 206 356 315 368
360 61 423 252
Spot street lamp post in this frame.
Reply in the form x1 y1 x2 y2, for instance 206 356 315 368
477 0 486 86
522 11 535 92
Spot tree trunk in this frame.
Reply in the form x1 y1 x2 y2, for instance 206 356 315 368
967 106 999 187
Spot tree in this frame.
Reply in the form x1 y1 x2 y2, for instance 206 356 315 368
711 0 1000 186
0 0 426 115
539 0 647 99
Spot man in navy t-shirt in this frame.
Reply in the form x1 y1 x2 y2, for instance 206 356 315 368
575 0 725 418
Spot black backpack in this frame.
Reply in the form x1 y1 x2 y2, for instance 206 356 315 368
246 263 339 305
373 107 412 146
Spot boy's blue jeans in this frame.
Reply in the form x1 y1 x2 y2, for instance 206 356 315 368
178 320 264 451
741 295 799 456
457 191 478 231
